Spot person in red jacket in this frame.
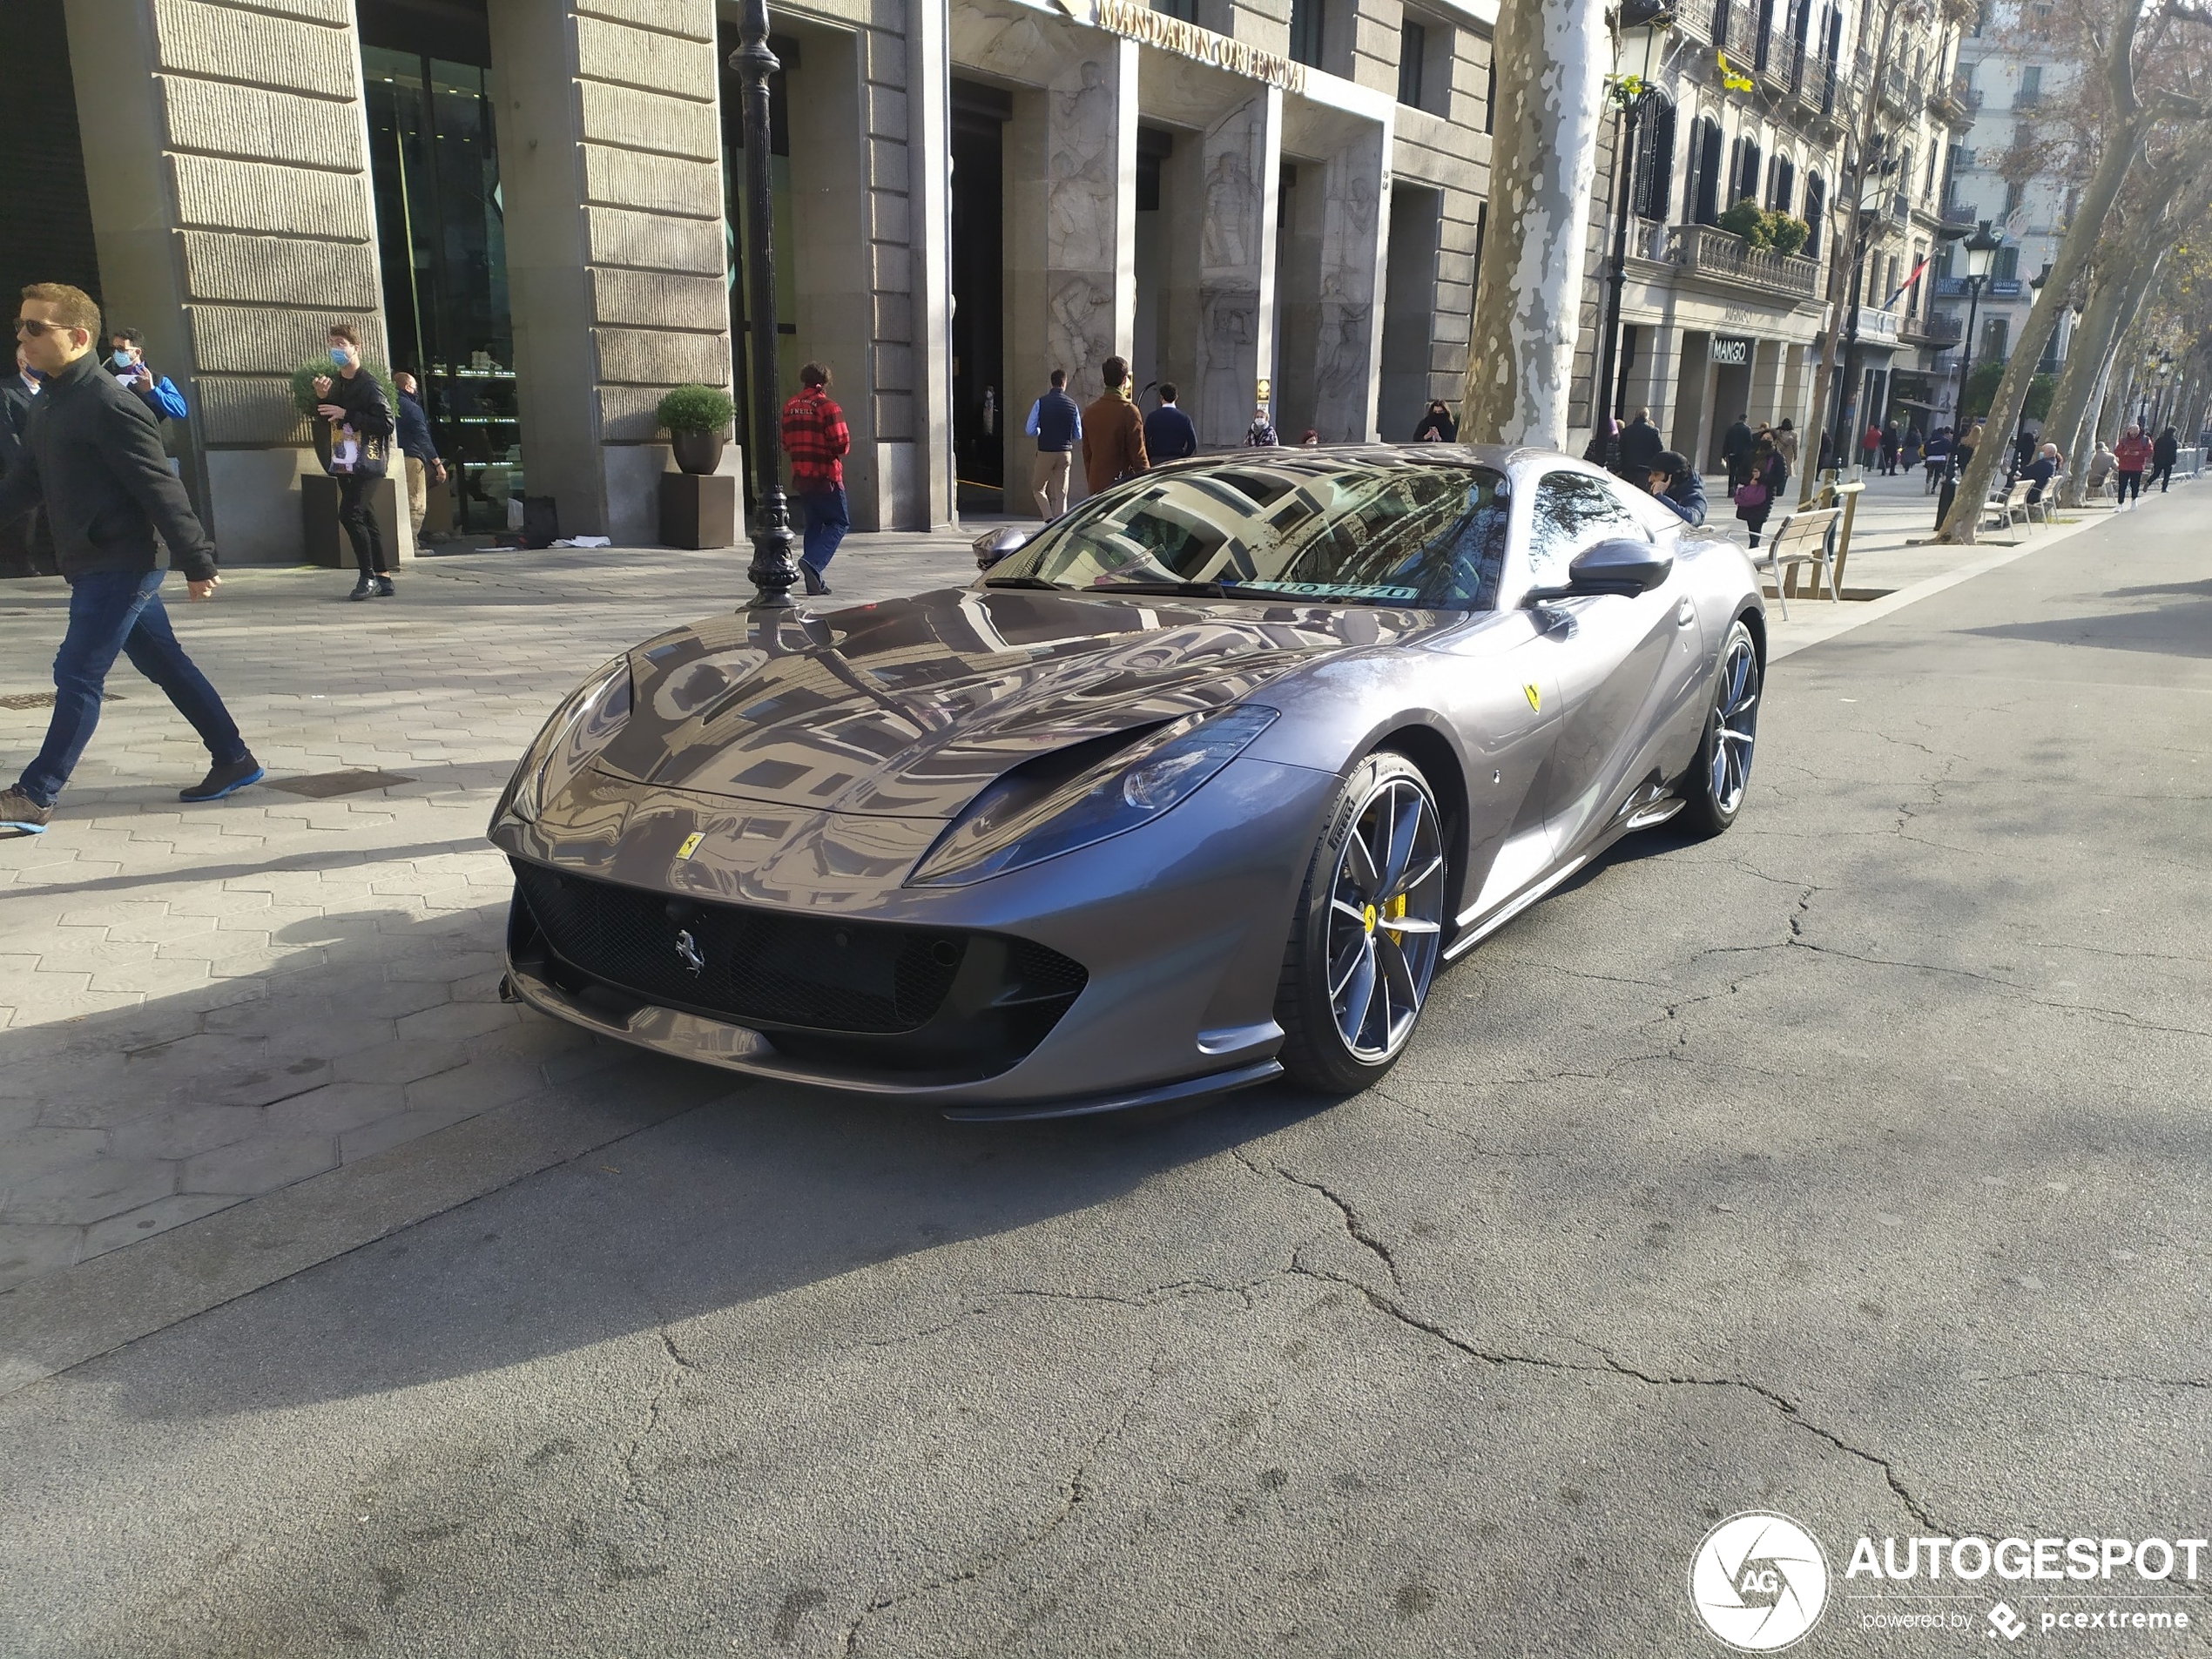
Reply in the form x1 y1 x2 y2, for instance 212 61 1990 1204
780 362 851 596
2112 424 2154 506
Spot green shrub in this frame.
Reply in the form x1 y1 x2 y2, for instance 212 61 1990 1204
1960 361 2055 422
1767 214 1811 256
657 383 736 435
290 358 399 420
1717 199 1811 256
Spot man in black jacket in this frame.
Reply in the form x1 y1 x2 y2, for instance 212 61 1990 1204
0 284 260 834
314 323 396 598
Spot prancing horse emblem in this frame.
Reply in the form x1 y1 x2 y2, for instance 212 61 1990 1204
674 929 705 975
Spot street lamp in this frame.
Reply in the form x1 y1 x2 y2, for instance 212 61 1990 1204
1590 0 1675 471
731 0 799 609
1827 141 1900 475
2010 260 2052 471
1933 217 2001 530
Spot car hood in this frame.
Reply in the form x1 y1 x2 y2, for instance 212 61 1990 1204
587 585 1432 819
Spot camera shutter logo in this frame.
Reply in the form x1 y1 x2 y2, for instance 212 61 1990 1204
1689 1512 1830 1651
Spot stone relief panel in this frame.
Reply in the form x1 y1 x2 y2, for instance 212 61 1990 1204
1043 54 1125 393
1194 96 1272 445
1312 132 1389 442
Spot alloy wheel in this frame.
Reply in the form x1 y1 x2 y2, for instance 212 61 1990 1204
1325 774 1447 1062
1707 631 1760 816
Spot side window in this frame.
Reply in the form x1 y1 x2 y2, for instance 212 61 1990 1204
1527 471 1645 586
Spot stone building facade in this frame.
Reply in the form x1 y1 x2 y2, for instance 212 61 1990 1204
19 0 1538 563
1606 0 1973 473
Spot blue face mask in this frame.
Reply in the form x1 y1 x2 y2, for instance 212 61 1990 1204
112 349 134 368
329 347 350 367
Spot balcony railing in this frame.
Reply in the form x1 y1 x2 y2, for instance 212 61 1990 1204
1904 313 1963 347
1666 223 1823 300
1853 306 1901 345
1939 199 1977 229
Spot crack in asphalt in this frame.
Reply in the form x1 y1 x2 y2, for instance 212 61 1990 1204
835 1372 1153 1656
1243 1154 1406 1291
1285 1262 1959 1537
616 1324 698 1517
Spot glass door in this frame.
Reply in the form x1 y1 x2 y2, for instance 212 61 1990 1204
364 48 519 538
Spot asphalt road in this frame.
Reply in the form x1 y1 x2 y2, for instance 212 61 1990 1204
3 497 2209 1658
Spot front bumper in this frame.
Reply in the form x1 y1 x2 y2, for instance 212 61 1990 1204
490 756 1339 1110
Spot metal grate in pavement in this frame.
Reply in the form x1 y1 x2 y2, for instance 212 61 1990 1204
2 691 125 710
264 770 418 799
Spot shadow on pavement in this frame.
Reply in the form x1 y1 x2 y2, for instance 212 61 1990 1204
1963 586 2212 659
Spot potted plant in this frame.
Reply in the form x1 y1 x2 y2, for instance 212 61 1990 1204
657 383 737 475
1717 197 1773 249
1766 214 1811 257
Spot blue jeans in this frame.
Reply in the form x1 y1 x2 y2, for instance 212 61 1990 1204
18 570 248 807
798 485 849 576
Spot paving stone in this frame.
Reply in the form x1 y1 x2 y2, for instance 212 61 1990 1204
179 1133 339 1196
107 1105 269 1162
78 1192 245 1260
0 1224 84 1293
394 1000 523 1046
337 1102 489 1164
269 1082 411 1136
1 1157 175 1226
328 1039 468 1086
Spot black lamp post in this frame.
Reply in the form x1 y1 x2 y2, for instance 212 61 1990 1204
1933 217 2000 529
732 0 798 609
2010 260 2051 469
1826 144 1898 475
1591 0 1674 471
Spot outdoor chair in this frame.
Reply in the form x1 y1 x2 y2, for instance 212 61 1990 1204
1750 506 1842 619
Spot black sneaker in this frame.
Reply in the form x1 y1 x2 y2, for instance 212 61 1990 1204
348 577 374 601
180 755 265 803
801 564 831 596
374 575 396 597
0 787 52 834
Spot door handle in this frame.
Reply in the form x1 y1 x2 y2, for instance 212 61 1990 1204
1676 597 1696 626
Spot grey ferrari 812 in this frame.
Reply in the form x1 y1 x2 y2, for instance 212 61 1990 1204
489 446 1765 1119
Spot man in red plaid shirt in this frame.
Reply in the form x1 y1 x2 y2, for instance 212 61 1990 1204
780 361 851 595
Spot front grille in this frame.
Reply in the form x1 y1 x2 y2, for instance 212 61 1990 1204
509 860 1089 1080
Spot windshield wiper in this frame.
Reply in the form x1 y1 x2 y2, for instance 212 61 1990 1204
981 574 1065 590
1088 579 1240 598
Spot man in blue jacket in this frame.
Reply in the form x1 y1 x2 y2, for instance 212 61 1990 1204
108 327 189 423
1024 369 1082 520
1642 449 1708 527
0 284 260 834
393 372 446 545
1143 382 1197 462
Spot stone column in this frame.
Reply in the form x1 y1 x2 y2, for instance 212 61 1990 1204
1623 321 1681 437
1309 123 1390 442
1750 336 1786 428
1191 91 1282 448
65 0 389 564
489 0 731 547
1042 40 1139 412
905 0 956 527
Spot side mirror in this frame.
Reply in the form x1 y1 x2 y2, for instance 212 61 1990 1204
1568 536 1673 596
974 525 1031 571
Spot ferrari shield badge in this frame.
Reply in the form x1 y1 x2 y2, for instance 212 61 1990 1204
676 831 705 860
1523 683 1541 713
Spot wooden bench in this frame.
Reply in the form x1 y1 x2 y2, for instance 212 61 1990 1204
1980 480 2034 542
2024 470 2064 526
1751 506 1842 619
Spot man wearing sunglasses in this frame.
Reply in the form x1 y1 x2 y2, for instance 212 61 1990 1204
0 284 260 834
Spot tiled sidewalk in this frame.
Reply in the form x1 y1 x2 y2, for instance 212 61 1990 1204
0 531 978 1291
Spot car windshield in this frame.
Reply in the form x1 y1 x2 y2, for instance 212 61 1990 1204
988 455 1512 610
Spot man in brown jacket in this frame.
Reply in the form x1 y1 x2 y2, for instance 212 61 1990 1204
1082 355 1149 496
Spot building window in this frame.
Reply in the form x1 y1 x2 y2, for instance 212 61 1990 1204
1483 48 1495 133
1686 117 1724 225
2018 64 2041 105
1767 154 1794 213
1804 172 1824 255
1634 97 1676 220
1983 315 2008 359
1289 0 1325 68
1153 0 1200 18
1993 244 2018 280
1399 19 1426 106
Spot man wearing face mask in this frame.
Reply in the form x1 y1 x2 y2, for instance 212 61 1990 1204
0 345 57 578
107 328 189 423
0 284 260 834
312 323 396 598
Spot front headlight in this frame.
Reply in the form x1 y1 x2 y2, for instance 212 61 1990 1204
910 705 1278 887
502 654 634 824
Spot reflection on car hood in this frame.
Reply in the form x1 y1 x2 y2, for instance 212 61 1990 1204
588 585 1432 819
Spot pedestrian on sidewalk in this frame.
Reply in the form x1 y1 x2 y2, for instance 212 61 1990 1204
1879 420 1899 475
1617 408 1662 476
1413 400 1458 442
1 345 58 579
392 372 445 547
106 327 189 425
0 283 260 835
1024 368 1082 521
1081 356 1149 496
1773 418 1800 474
780 361 852 596
1735 432 1787 550
1860 422 1883 471
1899 422 1923 474
1721 413 1753 492
1143 381 1197 463
2113 424 2152 505
1640 449 1708 528
1922 426 1951 493
1244 406 1279 447
312 324 396 600
2150 426 2180 492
